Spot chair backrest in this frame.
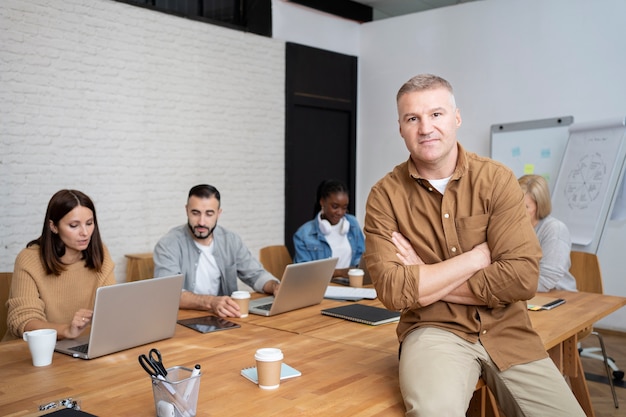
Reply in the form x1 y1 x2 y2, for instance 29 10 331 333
569 251 604 294
259 245 292 280
0 272 12 340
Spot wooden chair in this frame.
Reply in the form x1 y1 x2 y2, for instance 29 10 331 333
124 253 155 281
259 245 292 279
467 378 501 417
0 272 12 341
570 251 622 408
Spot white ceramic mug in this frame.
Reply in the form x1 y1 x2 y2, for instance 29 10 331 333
23 328 57 367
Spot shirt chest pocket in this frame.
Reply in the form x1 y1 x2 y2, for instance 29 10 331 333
456 214 489 252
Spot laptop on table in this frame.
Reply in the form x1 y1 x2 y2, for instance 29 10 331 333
249 257 338 317
55 274 184 359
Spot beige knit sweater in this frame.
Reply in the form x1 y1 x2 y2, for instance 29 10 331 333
4 244 115 340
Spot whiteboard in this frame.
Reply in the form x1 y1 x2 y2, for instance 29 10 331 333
490 116 573 191
551 118 626 252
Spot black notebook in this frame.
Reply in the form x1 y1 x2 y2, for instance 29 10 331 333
43 409 98 417
321 303 401 325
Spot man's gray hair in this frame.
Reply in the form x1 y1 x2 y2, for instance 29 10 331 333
396 74 455 107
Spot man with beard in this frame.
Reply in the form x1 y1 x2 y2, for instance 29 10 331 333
154 184 280 317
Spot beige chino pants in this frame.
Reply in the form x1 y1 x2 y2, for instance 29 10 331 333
399 327 586 417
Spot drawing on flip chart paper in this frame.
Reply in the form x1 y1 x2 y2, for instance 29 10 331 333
563 152 607 210
552 119 626 250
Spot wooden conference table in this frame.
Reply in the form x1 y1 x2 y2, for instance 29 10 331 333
0 290 624 417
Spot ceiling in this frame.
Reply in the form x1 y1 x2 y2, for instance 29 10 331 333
352 0 483 20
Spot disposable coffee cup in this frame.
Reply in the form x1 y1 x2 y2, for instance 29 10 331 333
231 291 251 318
348 268 365 287
23 328 57 367
254 348 283 389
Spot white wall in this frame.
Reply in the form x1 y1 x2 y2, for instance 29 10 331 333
0 0 285 281
272 0 360 57
356 0 626 331
357 0 626 217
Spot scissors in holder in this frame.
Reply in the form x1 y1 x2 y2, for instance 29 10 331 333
138 348 168 379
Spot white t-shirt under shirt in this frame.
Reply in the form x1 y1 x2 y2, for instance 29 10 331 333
193 240 221 295
429 176 452 194
324 222 352 269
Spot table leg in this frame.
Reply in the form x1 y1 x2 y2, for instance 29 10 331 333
569 349 595 417
554 335 595 417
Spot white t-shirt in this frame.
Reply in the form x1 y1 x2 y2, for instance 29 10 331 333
429 176 452 194
193 240 221 295
324 222 352 269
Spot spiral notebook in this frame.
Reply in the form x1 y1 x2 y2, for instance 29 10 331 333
240 363 302 384
321 303 400 325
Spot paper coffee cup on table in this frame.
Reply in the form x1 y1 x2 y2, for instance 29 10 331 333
231 291 251 317
23 328 57 367
348 268 365 287
254 348 283 389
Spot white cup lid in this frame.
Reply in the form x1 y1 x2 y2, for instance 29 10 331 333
231 291 251 299
255 348 283 361
348 268 364 276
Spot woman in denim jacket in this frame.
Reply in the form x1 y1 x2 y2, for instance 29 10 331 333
293 179 365 278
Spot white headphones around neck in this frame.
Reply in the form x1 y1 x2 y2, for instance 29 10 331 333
318 212 350 236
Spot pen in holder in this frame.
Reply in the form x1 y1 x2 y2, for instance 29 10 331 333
151 366 202 417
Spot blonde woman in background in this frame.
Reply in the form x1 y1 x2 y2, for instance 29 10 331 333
518 174 577 292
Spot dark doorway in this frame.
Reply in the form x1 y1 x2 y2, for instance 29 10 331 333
284 43 357 256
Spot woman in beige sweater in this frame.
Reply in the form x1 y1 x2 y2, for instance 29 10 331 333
4 190 115 341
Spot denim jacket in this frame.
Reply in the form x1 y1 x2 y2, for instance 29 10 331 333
293 214 365 266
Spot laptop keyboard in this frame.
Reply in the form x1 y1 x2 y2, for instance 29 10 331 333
256 303 273 311
69 344 89 353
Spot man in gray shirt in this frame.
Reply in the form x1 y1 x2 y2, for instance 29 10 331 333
154 184 280 317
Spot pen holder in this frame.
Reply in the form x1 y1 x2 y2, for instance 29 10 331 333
151 366 202 417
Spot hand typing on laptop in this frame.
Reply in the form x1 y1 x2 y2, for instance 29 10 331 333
66 308 93 339
55 275 184 359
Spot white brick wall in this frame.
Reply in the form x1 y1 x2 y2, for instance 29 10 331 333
0 0 286 281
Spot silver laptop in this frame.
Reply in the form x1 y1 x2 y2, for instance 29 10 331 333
249 257 338 316
55 274 184 359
